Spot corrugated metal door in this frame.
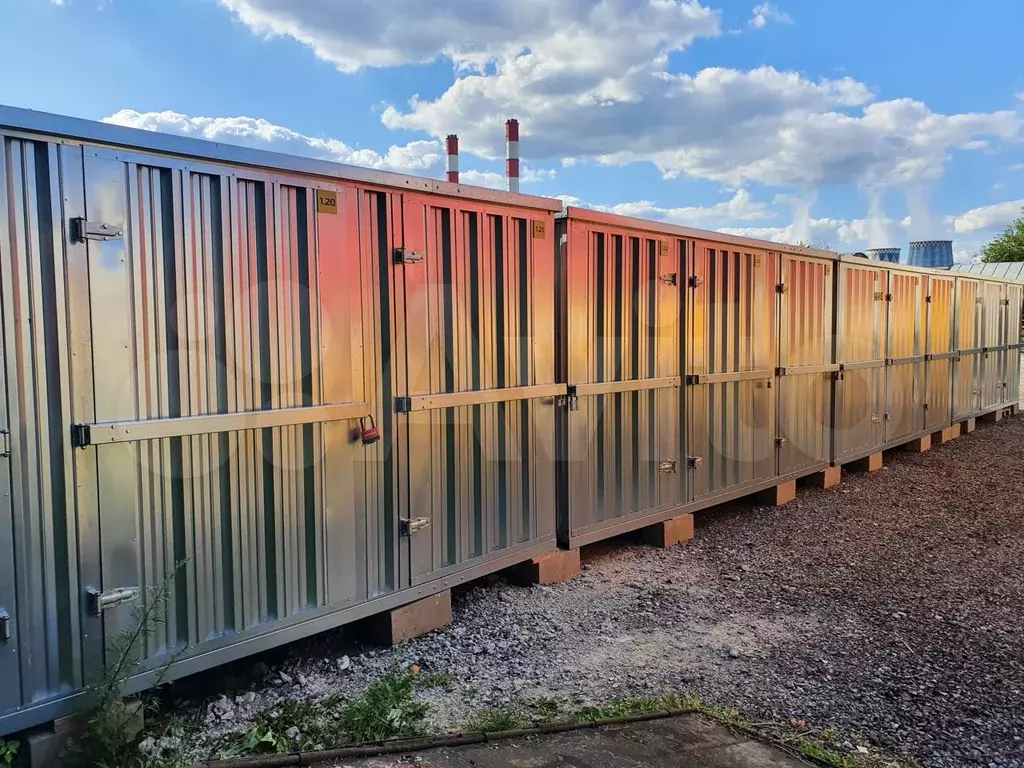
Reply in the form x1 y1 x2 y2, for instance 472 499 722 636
72 149 370 672
687 243 775 502
395 196 557 585
834 263 886 461
953 278 982 419
560 220 684 547
1004 284 1022 404
776 254 835 477
924 275 955 431
980 282 1003 410
884 271 924 443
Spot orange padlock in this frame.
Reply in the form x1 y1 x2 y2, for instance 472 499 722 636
360 415 380 446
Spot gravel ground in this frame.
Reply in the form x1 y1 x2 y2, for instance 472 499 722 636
170 415 1024 768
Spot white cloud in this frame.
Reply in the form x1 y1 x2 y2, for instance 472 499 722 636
749 2 792 29
559 188 774 226
102 109 442 173
953 200 1024 233
218 0 720 73
456 165 556 189
1007 163 1024 172
217 1 1022 192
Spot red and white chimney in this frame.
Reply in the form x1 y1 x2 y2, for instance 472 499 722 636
505 119 520 194
445 134 459 184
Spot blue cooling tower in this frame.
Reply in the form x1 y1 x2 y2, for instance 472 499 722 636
866 248 901 263
907 241 953 269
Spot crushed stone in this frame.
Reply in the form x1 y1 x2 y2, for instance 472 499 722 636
166 417 1024 768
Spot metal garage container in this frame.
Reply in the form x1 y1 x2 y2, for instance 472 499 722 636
979 281 1004 411
883 266 927 444
775 251 837 478
833 259 888 462
924 273 956 432
0 106 561 734
555 209 685 547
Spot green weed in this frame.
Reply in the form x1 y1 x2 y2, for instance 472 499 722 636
466 708 528 733
0 740 18 766
796 740 855 767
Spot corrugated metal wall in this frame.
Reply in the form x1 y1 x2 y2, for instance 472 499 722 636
557 216 684 547
953 278 982 419
776 253 835 477
687 243 776 501
0 137 81 718
1004 284 1022 405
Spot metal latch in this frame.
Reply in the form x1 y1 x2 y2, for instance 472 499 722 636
684 374 704 386
0 428 9 458
874 291 885 301
558 386 579 412
775 282 787 294
926 295 932 303
686 456 703 469
688 275 703 289
659 273 678 286
71 218 123 243
775 366 788 377
400 517 431 536
870 414 883 424
1001 298 1011 306
0 610 10 642
833 370 844 382
775 437 787 447
88 587 140 616
659 460 677 474
394 247 424 264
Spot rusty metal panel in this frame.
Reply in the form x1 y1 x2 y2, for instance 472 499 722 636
557 214 684 546
0 136 80 719
834 262 886 460
776 254 834 476
396 197 558 581
688 243 775 501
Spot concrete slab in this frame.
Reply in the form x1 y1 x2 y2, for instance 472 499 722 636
336 714 806 768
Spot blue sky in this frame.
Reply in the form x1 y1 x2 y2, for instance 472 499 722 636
3 0 1023 259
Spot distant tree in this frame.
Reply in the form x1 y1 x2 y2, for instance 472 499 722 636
980 207 1024 263
792 240 835 251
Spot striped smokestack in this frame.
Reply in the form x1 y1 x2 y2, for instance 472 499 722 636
867 248 901 263
908 241 953 269
505 118 519 194
445 134 459 184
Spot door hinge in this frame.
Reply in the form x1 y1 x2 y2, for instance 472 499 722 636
658 460 677 474
775 282 787 294
394 247 424 264
400 517 431 536
1000 298 1011 306
833 370 844 382
0 428 9 458
659 272 678 286
88 587 140 616
0 610 10 642
775 437 788 448
71 424 92 448
926 295 933 303
71 218 123 243
870 414 883 424
686 456 703 469
688 275 703 289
